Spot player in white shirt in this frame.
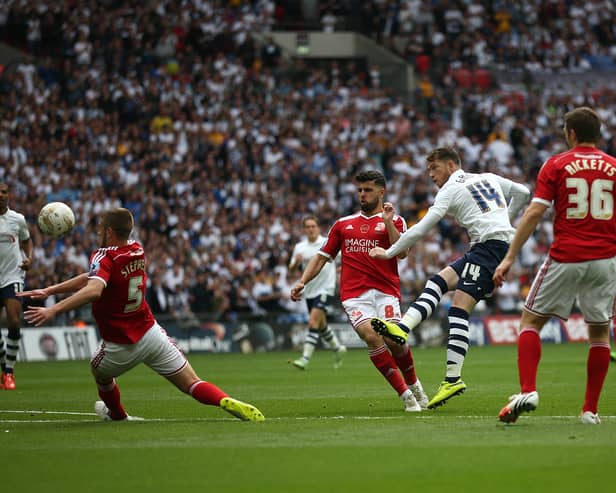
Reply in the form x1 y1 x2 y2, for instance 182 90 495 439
0 182 33 390
288 215 346 370
369 147 530 408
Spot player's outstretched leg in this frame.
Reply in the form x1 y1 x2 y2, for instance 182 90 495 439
185 379 265 422
220 397 265 422
370 318 409 345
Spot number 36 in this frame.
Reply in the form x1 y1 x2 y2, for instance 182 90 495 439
566 178 614 220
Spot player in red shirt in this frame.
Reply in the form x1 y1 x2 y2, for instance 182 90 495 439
494 107 616 425
290 171 428 412
18 208 264 422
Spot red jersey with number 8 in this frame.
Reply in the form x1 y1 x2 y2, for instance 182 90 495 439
88 240 155 343
319 212 405 301
533 146 616 262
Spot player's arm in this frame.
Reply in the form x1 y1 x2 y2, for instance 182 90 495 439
290 253 328 301
370 208 443 260
288 245 302 272
19 236 34 271
17 272 90 301
493 201 548 286
382 202 407 259
23 278 105 327
494 175 531 221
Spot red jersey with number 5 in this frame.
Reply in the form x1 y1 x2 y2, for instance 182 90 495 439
319 212 406 301
88 240 155 343
533 145 616 262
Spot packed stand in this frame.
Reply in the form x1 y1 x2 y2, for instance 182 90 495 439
2 1 616 348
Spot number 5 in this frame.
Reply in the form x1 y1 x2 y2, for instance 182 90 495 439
124 275 144 313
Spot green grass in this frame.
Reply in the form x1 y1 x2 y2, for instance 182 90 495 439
2 344 615 492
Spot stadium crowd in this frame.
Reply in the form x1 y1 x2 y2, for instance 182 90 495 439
1 0 616 346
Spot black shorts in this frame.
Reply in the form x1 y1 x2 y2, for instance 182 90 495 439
450 240 509 301
0 282 23 302
306 293 335 315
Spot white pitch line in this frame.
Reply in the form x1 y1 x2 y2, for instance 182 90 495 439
0 410 97 416
0 409 614 424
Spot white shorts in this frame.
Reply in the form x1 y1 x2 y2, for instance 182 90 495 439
341 289 401 328
90 322 187 379
525 256 616 324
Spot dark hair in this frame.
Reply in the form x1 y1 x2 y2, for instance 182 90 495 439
564 107 601 143
426 147 462 166
102 208 134 239
355 170 386 187
302 214 319 227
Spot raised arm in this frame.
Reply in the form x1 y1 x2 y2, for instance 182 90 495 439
370 208 443 260
382 202 407 259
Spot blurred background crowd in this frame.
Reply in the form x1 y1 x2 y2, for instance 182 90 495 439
1 0 616 349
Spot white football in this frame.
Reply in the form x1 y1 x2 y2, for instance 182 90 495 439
38 202 75 238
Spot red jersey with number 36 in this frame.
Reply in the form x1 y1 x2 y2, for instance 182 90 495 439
319 212 406 301
533 145 616 262
88 240 155 344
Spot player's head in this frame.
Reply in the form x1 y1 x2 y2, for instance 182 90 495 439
302 215 320 242
563 107 601 147
355 170 386 214
426 147 461 187
0 182 8 214
99 208 134 246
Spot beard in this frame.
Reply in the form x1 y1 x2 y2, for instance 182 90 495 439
360 198 380 214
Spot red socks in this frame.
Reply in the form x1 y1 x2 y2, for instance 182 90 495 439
517 327 541 393
584 343 610 414
369 345 408 396
97 380 127 420
392 346 418 385
188 380 228 406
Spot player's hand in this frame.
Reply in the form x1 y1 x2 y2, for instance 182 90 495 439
492 258 513 288
16 288 50 300
382 202 395 223
20 257 32 271
290 282 304 301
23 306 55 327
369 247 389 260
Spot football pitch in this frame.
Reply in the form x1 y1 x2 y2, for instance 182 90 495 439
3 344 615 493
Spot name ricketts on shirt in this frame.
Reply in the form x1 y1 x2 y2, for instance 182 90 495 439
565 158 616 176
344 238 379 252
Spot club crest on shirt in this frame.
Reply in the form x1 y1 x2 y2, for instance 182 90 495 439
350 310 363 321
360 224 370 234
